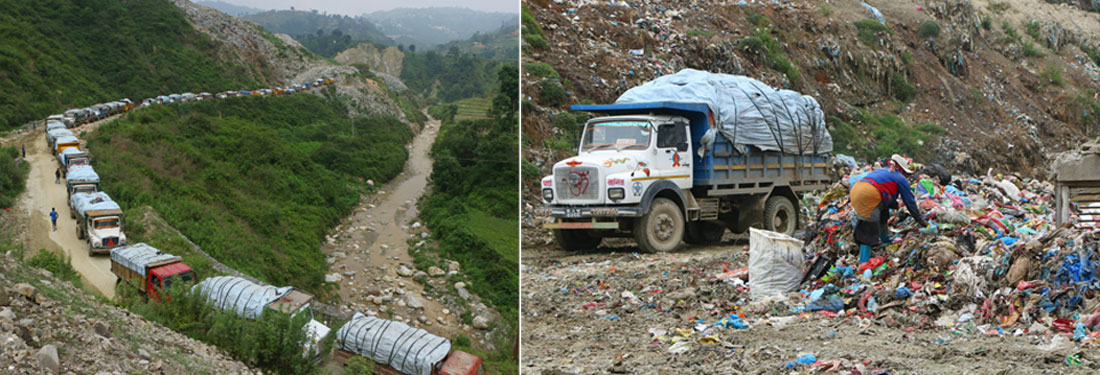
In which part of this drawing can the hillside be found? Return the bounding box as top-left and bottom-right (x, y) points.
(435, 22), (521, 61)
(243, 9), (394, 49)
(86, 95), (412, 293)
(521, 0), (1100, 182)
(364, 7), (518, 49)
(0, 0), (270, 130)
(195, 0), (265, 16)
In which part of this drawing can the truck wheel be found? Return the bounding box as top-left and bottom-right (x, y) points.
(763, 195), (796, 235)
(552, 229), (602, 251)
(685, 221), (724, 244)
(633, 197), (684, 253)
(75, 225), (82, 239)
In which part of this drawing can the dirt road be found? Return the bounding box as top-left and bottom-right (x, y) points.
(323, 115), (466, 336)
(8, 116), (122, 299)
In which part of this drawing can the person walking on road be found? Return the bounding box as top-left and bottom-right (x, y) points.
(848, 154), (927, 265)
(49, 208), (58, 231)
(55, 168), (61, 184)
(21, 145), (25, 158)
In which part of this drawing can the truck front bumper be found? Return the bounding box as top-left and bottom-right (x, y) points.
(537, 204), (642, 230)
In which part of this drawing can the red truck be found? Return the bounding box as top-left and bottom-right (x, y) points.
(109, 243), (197, 302)
(334, 313), (487, 375)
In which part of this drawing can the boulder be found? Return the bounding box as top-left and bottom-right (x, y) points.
(414, 271), (429, 279)
(472, 315), (490, 330)
(37, 344), (59, 373)
(406, 295), (425, 309)
(13, 283), (37, 301)
(396, 265), (414, 277)
(93, 322), (111, 338)
(324, 273), (343, 283)
(448, 261), (461, 272)
(428, 266), (446, 277)
(0, 307), (14, 321)
(0, 285), (9, 306)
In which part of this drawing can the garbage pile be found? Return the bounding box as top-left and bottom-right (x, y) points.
(794, 160), (1100, 343)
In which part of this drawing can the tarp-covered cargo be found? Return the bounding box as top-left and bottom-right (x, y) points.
(110, 243), (177, 277)
(66, 165), (99, 182)
(335, 313), (452, 375)
(54, 135), (79, 146)
(615, 69), (832, 155)
(47, 121), (67, 131)
(59, 148), (88, 165)
(47, 128), (73, 141)
(192, 276), (291, 319)
(71, 191), (119, 217)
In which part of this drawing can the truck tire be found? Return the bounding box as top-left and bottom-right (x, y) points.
(633, 197), (684, 253)
(553, 229), (602, 251)
(75, 225), (83, 239)
(685, 221), (724, 244)
(763, 195), (796, 235)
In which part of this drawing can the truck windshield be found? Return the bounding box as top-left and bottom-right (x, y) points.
(581, 120), (651, 152)
(93, 217), (120, 229)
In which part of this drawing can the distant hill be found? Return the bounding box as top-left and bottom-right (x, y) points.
(364, 7), (517, 49)
(243, 10), (393, 47)
(435, 22), (519, 61)
(195, 0), (265, 16)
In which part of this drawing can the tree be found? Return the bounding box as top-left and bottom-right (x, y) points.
(409, 44), (416, 53)
(492, 65), (519, 123)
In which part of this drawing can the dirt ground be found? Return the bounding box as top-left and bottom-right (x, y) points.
(521, 236), (1099, 375)
(2, 116), (124, 299)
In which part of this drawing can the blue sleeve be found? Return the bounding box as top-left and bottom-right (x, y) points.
(893, 173), (921, 216)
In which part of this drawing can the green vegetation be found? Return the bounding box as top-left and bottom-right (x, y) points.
(831, 112), (945, 159)
(402, 48), (506, 103)
(820, 5), (833, 16)
(538, 79), (567, 107)
(746, 11), (772, 26)
(687, 29), (715, 38)
(522, 4), (547, 51)
(854, 19), (893, 46)
(890, 73), (916, 102)
(0, 0), (270, 130)
(120, 282), (336, 375)
(982, 16), (993, 30)
(453, 97), (494, 121)
(345, 356), (375, 375)
(1025, 20), (1041, 41)
(293, 29), (359, 58)
(1041, 62), (1065, 86)
(1023, 41), (1046, 57)
(1003, 21), (1020, 41)
(431, 23), (519, 61)
(919, 21), (941, 38)
(243, 10), (392, 46)
(1082, 44), (1100, 66)
(26, 250), (83, 289)
(0, 145), (28, 208)
(524, 62), (561, 80)
(902, 50), (914, 65)
(738, 28), (799, 84)
(1062, 92), (1100, 136)
(419, 66), (517, 374)
(989, 2), (1010, 14)
(87, 95), (412, 294)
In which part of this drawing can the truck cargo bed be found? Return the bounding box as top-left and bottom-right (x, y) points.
(698, 141), (830, 195)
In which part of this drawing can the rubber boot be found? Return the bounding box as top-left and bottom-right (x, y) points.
(859, 244), (872, 264)
(880, 232), (892, 245)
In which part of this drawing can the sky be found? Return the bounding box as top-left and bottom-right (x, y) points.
(214, 0), (517, 15)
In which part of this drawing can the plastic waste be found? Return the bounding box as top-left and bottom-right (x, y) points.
(806, 296), (844, 312)
(796, 353), (817, 365)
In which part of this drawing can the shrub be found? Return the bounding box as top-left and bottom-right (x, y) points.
(0, 145), (28, 208)
(1003, 22), (1019, 41)
(522, 158), (542, 182)
(1022, 41), (1046, 57)
(1041, 63), (1065, 86)
(982, 16), (992, 30)
(919, 21), (941, 38)
(521, 4), (544, 39)
(746, 11), (772, 26)
(989, 2), (1009, 14)
(345, 356), (375, 375)
(26, 250), (83, 288)
(820, 5), (833, 16)
(553, 111), (578, 130)
(523, 34), (548, 50)
(1025, 20), (1041, 40)
(854, 19), (893, 46)
(827, 116), (864, 156)
(538, 79), (566, 107)
(902, 50), (914, 65)
(854, 111), (944, 159)
(524, 62), (560, 79)
(890, 73), (916, 102)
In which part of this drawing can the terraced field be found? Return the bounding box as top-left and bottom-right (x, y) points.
(454, 97), (492, 120)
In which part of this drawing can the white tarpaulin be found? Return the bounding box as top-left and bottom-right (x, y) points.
(66, 165), (99, 182)
(192, 276), (291, 319)
(616, 69), (832, 156)
(47, 121), (67, 131)
(47, 128), (73, 141)
(336, 313), (452, 375)
(71, 191), (119, 217)
(748, 228), (806, 301)
(110, 243), (176, 277)
(59, 148), (87, 165)
(54, 135), (78, 146)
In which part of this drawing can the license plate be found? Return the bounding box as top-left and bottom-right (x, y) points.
(564, 208), (582, 218)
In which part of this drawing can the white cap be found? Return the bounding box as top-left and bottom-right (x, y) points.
(891, 154), (915, 174)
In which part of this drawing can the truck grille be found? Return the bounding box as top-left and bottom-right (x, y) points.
(102, 237), (119, 247)
(554, 166), (599, 201)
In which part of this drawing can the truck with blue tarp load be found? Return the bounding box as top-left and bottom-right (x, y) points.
(539, 70), (834, 253)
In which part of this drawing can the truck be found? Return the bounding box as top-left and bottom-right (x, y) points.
(65, 164), (100, 196)
(110, 243), (196, 301)
(70, 191), (127, 254)
(1053, 137), (1100, 228)
(58, 147), (90, 173)
(333, 313), (487, 375)
(53, 135), (81, 156)
(539, 70), (833, 253)
(193, 276), (332, 359)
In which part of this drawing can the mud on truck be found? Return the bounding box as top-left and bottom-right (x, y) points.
(539, 70), (834, 253)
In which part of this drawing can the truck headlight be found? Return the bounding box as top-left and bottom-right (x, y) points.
(542, 189), (554, 201)
(608, 188), (625, 200)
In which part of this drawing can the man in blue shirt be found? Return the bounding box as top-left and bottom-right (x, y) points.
(49, 207), (59, 231)
(847, 155), (927, 264)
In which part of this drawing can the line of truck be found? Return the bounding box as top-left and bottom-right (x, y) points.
(39, 74), (484, 374)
